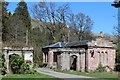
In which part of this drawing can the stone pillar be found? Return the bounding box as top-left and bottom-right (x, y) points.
(4, 50), (10, 74)
(45, 53), (47, 63)
(79, 52), (82, 71)
(61, 52), (70, 70)
(101, 53), (103, 65)
(43, 53), (45, 63)
(6, 55), (9, 73)
(46, 53), (48, 62)
(76, 53), (80, 71)
(81, 53), (85, 72)
(48, 51), (53, 68)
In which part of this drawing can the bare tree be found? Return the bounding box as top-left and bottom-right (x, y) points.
(56, 3), (70, 42)
(31, 2), (71, 43)
(31, 2), (56, 43)
(75, 13), (93, 40)
(31, 2), (93, 42)
(67, 12), (93, 41)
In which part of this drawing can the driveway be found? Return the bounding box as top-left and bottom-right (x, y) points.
(35, 68), (93, 79)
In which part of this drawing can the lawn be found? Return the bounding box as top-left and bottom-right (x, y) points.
(0, 75), (3, 80)
(65, 71), (118, 78)
(1, 72), (59, 80)
(53, 69), (119, 79)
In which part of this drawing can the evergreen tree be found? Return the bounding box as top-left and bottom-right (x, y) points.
(2, 1), (10, 41)
(14, 0), (31, 45)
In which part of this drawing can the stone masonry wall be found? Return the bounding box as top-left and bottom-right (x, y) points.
(88, 48), (116, 71)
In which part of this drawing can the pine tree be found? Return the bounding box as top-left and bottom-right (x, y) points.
(2, 1), (10, 41)
(14, 0), (31, 45)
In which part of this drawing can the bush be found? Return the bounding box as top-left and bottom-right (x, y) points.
(20, 63), (30, 74)
(96, 63), (106, 72)
(0, 67), (7, 75)
(0, 52), (7, 75)
(10, 55), (24, 74)
(115, 63), (120, 72)
(9, 54), (35, 74)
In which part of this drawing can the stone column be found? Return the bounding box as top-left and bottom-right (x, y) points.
(61, 52), (70, 70)
(79, 52), (82, 71)
(45, 53), (47, 63)
(6, 55), (9, 73)
(46, 53), (48, 62)
(43, 53), (45, 63)
(4, 50), (10, 74)
(101, 53), (103, 65)
(76, 53), (80, 71)
(48, 51), (53, 68)
(81, 53), (85, 72)
(3, 50), (9, 73)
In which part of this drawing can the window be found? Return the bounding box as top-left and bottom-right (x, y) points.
(103, 53), (105, 64)
(98, 51), (100, 63)
(101, 51), (104, 64)
(90, 50), (94, 57)
(53, 53), (57, 62)
(105, 52), (108, 63)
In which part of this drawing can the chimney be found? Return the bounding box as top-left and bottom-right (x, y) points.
(114, 0), (119, 3)
(99, 31), (103, 38)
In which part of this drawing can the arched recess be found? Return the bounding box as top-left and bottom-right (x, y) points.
(9, 54), (20, 73)
(6, 52), (22, 74)
(70, 55), (77, 70)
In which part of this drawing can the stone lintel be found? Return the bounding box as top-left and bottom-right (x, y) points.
(57, 48), (85, 53)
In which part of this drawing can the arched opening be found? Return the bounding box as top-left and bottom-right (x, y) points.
(9, 54), (22, 74)
(70, 55), (77, 70)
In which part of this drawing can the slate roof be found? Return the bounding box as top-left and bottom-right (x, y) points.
(64, 40), (89, 47)
(43, 40), (89, 48)
(43, 38), (116, 49)
(43, 42), (66, 48)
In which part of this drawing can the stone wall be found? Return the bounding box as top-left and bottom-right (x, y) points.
(88, 47), (116, 71)
(43, 37), (116, 72)
(44, 48), (86, 71)
(3, 47), (34, 73)
(61, 52), (70, 70)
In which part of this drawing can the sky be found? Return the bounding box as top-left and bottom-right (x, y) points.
(6, 1), (118, 34)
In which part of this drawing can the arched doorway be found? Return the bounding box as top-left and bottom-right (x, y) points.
(70, 55), (77, 70)
(9, 54), (21, 74)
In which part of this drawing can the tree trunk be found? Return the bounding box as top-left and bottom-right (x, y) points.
(26, 29), (28, 46)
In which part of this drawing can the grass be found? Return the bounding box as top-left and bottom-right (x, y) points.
(53, 68), (119, 79)
(0, 75), (3, 80)
(2, 72), (59, 80)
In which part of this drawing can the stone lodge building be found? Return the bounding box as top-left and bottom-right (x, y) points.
(3, 47), (34, 73)
(42, 34), (116, 72)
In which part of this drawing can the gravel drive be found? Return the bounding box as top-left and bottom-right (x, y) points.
(35, 68), (110, 80)
(35, 68), (94, 80)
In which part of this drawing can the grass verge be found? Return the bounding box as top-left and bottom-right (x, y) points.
(53, 69), (118, 78)
(1, 72), (59, 80)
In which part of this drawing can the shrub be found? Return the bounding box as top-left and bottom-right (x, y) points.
(20, 63), (30, 74)
(115, 63), (120, 72)
(96, 63), (106, 72)
(0, 52), (7, 75)
(10, 55), (24, 74)
(105, 65), (113, 72)
(9, 54), (34, 74)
